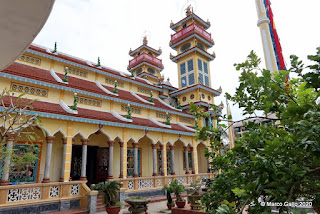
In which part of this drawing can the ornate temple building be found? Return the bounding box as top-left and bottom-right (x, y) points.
(0, 6), (221, 212)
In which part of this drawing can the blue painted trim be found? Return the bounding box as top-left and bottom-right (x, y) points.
(26, 49), (162, 92)
(130, 62), (163, 72)
(0, 107), (195, 136)
(0, 72), (194, 118)
(162, 84), (177, 91)
(170, 34), (214, 50)
(170, 84), (221, 97)
(171, 47), (215, 62)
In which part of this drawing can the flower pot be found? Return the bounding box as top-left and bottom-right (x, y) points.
(125, 197), (151, 214)
(167, 203), (175, 210)
(176, 200), (186, 208)
(105, 206), (121, 214)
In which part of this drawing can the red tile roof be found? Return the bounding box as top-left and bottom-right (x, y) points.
(2, 62), (192, 116)
(2, 96), (193, 133)
(28, 44), (162, 90)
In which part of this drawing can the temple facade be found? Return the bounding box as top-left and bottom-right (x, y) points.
(0, 7), (221, 211)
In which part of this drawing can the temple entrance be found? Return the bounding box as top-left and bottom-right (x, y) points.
(71, 145), (108, 185)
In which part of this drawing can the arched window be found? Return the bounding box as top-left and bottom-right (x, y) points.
(137, 52), (141, 56)
(148, 52), (153, 56)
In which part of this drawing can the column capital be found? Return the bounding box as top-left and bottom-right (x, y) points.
(119, 141), (124, 147)
(183, 146), (189, 152)
(62, 137), (67, 144)
(159, 144), (164, 150)
(46, 136), (55, 143)
(108, 141), (115, 147)
(5, 133), (17, 141)
(151, 144), (157, 149)
(169, 145), (175, 150)
(132, 142), (139, 148)
(81, 139), (89, 145)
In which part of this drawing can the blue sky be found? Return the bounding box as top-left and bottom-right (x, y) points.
(34, 0), (320, 121)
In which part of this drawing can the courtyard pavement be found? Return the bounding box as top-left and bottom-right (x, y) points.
(97, 199), (171, 214)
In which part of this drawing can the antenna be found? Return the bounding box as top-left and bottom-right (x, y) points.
(181, 0), (197, 18)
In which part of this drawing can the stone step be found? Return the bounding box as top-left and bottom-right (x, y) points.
(46, 208), (88, 214)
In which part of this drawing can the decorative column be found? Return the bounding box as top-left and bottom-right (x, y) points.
(0, 133), (16, 186)
(43, 136), (55, 183)
(184, 146), (190, 174)
(80, 139), (89, 180)
(133, 143), (139, 177)
(107, 141), (114, 179)
(190, 147), (195, 174)
(59, 138), (67, 182)
(159, 145), (165, 176)
(169, 145), (175, 175)
(119, 142), (124, 178)
(152, 144), (157, 176)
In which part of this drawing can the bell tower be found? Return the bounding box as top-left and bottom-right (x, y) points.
(169, 6), (221, 111)
(128, 37), (164, 84)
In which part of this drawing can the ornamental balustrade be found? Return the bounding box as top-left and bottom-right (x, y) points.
(170, 23), (213, 46)
(110, 173), (214, 192)
(0, 181), (91, 209)
(128, 53), (163, 69)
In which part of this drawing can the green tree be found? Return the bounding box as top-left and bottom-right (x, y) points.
(190, 48), (320, 213)
(0, 90), (43, 183)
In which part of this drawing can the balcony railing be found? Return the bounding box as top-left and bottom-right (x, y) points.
(0, 180), (92, 208)
(170, 23), (213, 46)
(128, 53), (163, 69)
(110, 173), (214, 192)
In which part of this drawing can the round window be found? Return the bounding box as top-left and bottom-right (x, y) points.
(202, 94), (205, 99)
(190, 94), (195, 99)
(182, 96), (186, 102)
(208, 96), (211, 101)
(180, 42), (191, 52)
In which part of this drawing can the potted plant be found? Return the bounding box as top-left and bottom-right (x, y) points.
(94, 181), (123, 214)
(163, 184), (175, 209)
(124, 196), (151, 214)
(169, 180), (186, 208)
(188, 178), (202, 210)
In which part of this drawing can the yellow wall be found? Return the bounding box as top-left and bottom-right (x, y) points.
(197, 143), (208, 173)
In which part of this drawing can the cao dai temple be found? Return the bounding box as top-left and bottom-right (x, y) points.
(0, 7), (221, 213)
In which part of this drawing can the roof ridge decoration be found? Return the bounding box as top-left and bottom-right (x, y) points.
(177, 122), (196, 132)
(130, 90), (154, 105)
(45, 48), (58, 55)
(95, 80), (118, 96)
(148, 117), (171, 128)
(157, 98), (182, 111)
(110, 110), (133, 123)
(50, 68), (68, 84)
(27, 47), (162, 92)
(59, 100), (78, 114)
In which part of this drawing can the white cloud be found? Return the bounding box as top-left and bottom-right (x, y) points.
(34, 0), (320, 121)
